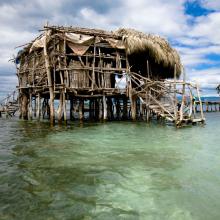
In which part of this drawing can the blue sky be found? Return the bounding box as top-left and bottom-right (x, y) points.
(0, 0), (220, 99)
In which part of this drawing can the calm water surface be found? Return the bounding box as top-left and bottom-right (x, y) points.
(0, 113), (220, 220)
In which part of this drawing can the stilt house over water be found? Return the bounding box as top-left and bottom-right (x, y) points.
(15, 25), (204, 126)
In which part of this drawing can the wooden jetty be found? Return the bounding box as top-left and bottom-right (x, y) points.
(1, 25), (205, 127)
(195, 101), (220, 112)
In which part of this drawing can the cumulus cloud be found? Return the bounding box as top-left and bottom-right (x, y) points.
(200, 0), (220, 11)
(0, 0), (219, 97)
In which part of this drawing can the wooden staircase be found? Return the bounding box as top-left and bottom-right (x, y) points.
(0, 90), (19, 117)
(139, 93), (176, 123)
(129, 71), (205, 126)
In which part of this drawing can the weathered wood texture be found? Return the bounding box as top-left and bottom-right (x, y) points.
(10, 26), (206, 127)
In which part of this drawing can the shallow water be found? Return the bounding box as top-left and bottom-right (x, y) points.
(0, 113), (220, 220)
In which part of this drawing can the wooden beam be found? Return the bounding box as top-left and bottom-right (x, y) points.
(43, 29), (55, 125)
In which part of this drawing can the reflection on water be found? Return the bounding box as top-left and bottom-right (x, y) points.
(1, 114), (220, 219)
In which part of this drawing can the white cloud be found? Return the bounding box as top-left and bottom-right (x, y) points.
(189, 12), (220, 43)
(189, 67), (220, 89)
(0, 0), (220, 96)
(200, 0), (220, 10)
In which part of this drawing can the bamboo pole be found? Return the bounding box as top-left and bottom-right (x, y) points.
(180, 67), (186, 122)
(188, 87), (193, 118)
(146, 92), (150, 122)
(92, 41), (96, 90)
(147, 60), (150, 78)
(173, 64), (177, 122)
(43, 29), (55, 125)
(196, 84), (205, 121)
(64, 35), (69, 87)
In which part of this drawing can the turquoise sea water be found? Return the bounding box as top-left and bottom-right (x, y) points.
(0, 113), (220, 220)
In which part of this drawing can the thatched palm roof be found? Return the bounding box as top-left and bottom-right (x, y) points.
(115, 28), (182, 77)
(17, 25), (182, 78)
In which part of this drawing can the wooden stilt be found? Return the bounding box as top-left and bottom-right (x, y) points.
(21, 92), (28, 120)
(34, 96), (37, 117)
(115, 98), (121, 120)
(103, 95), (107, 121)
(122, 96), (127, 120)
(44, 29), (54, 125)
(63, 92), (67, 123)
(36, 93), (41, 120)
(70, 97), (74, 120)
(107, 97), (114, 120)
(79, 99), (84, 121)
(131, 96), (137, 121)
(28, 92), (32, 120)
(99, 98), (103, 120)
(58, 92), (63, 123)
(196, 84), (205, 122)
(89, 99), (93, 119)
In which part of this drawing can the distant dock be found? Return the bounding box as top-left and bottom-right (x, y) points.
(195, 101), (220, 112)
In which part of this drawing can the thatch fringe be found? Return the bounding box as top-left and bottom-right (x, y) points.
(115, 28), (182, 76)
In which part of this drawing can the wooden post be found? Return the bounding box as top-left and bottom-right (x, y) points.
(147, 60), (150, 78)
(131, 96), (137, 121)
(115, 98), (121, 120)
(21, 92), (28, 120)
(70, 97), (74, 120)
(146, 91), (150, 122)
(107, 97), (114, 120)
(103, 95), (107, 121)
(43, 29), (55, 125)
(89, 99), (94, 119)
(173, 64), (177, 122)
(180, 68), (186, 121)
(34, 96), (37, 117)
(99, 98), (103, 120)
(63, 92), (67, 123)
(196, 84), (205, 121)
(129, 80), (136, 120)
(206, 102), (208, 112)
(57, 92), (63, 123)
(36, 93), (41, 120)
(79, 99), (84, 121)
(122, 96), (127, 120)
(92, 41), (96, 90)
(63, 35), (69, 87)
(28, 92), (32, 120)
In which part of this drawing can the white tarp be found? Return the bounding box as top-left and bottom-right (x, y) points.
(29, 35), (46, 53)
(65, 33), (94, 45)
